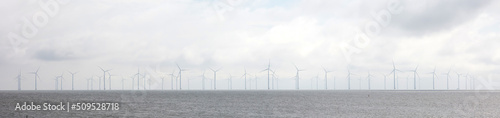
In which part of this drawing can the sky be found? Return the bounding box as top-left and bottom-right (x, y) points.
(0, 0), (499, 90)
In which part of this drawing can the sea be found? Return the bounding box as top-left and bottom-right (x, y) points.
(1, 90), (499, 117)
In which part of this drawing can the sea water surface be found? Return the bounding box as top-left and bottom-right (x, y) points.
(1, 90), (499, 117)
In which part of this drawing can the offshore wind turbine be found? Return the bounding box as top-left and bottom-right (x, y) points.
(347, 66), (352, 90)
(409, 65), (420, 90)
(108, 72), (116, 90)
(56, 73), (64, 90)
(429, 67), (438, 90)
(209, 67), (221, 90)
(241, 67), (248, 90)
(261, 60), (271, 90)
(366, 72), (374, 90)
(444, 66), (452, 90)
(68, 71), (78, 90)
(168, 70), (175, 90)
(322, 66), (332, 90)
(456, 72), (462, 90)
(228, 74), (233, 90)
(15, 70), (22, 90)
(176, 64), (187, 90)
(270, 69), (279, 89)
(29, 67), (41, 90)
(134, 68), (140, 90)
(294, 64), (304, 90)
(98, 66), (111, 90)
(388, 61), (401, 90)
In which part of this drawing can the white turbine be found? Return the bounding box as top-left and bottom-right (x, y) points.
(98, 66), (111, 90)
(176, 64), (187, 90)
(428, 67), (439, 90)
(68, 71), (78, 90)
(366, 72), (374, 90)
(456, 72), (462, 90)
(241, 67), (248, 90)
(388, 61), (402, 90)
(14, 70), (23, 90)
(408, 65), (420, 90)
(294, 64), (304, 90)
(168, 70), (175, 90)
(322, 66), (332, 90)
(209, 67), (221, 90)
(56, 73), (64, 90)
(108, 72), (116, 90)
(443, 66), (452, 90)
(134, 68), (140, 90)
(29, 67), (41, 90)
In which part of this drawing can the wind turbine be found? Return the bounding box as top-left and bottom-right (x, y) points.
(160, 75), (166, 90)
(443, 66), (452, 90)
(456, 72), (462, 90)
(202, 70), (207, 90)
(322, 66), (332, 90)
(14, 70), (23, 90)
(134, 68), (140, 90)
(428, 67), (438, 90)
(270, 69), (279, 90)
(29, 67), (41, 90)
(209, 67), (221, 90)
(388, 61), (402, 90)
(108, 72), (116, 90)
(261, 60), (271, 90)
(168, 70), (175, 90)
(409, 65), (420, 90)
(68, 71), (78, 90)
(366, 72), (374, 90)
(241, 67), (248, 90)
(176, 64), (187, 90)
(346, 66), (353, 90)
(294, 64), (304, 90)
(56, 72), (64, 90)
(98, 66), (111, 90)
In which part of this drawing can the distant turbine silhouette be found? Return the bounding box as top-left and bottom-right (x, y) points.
(56, 73), (64, 90)
(294, 64), (304, 90)
(261, 60), (271, 90)
(322, 66), (332, 90)
(456, 72), (462, 90)
(409, 65), (420, 90)
(176, 64), (187, 90)
(29, 67), (41, 90)
(428, 67), (438, 90)
(98, 66), (111, 90)
(168, 70), (175, 90)
(108, 72), (116, 90)
(15, 70), (22, 90)
(68, 71), (78, 90)
(388, 61), (402, 90)
(134, 68), (140, 90)
(366, 72), (374, 90)
(209, 67), (221, 90)
(241, 67), (248, 90)
(444, 66), (452, 90)
(54, 76), (59, 90)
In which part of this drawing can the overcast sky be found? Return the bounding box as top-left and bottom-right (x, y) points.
(1, 0), (499, 90)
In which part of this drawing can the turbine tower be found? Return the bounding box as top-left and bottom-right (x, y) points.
(98, 66), (111, 90)
(135, 68), (140, 90)
(444, 66), (452, 90)
(108, 72), (116, 90)
(388, 61), (401, 90)
(209, 67), (221, 90)
(29, 67), (41, 90)
(456, 72), (462, 90)
(410, 65), (420, 90)
(366, 72), (374, 90)
(260, 60), (271, 90)
(176, 64), (187, 90)
(15, 70), (22, 90)
(429, 67), (438, 90)
(168, 70), (175, 90)
(347, 66), (353, 90)
(56, 73), (64, 90)
(322, 66), (332, 90)
(68, 71), (78, 90)
(241, 67), (248, 90)
(54, 76), (59, 90)
(294, 64), (304, 90)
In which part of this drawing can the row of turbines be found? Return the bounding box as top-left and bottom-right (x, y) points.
(12, 61), (478, 91)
